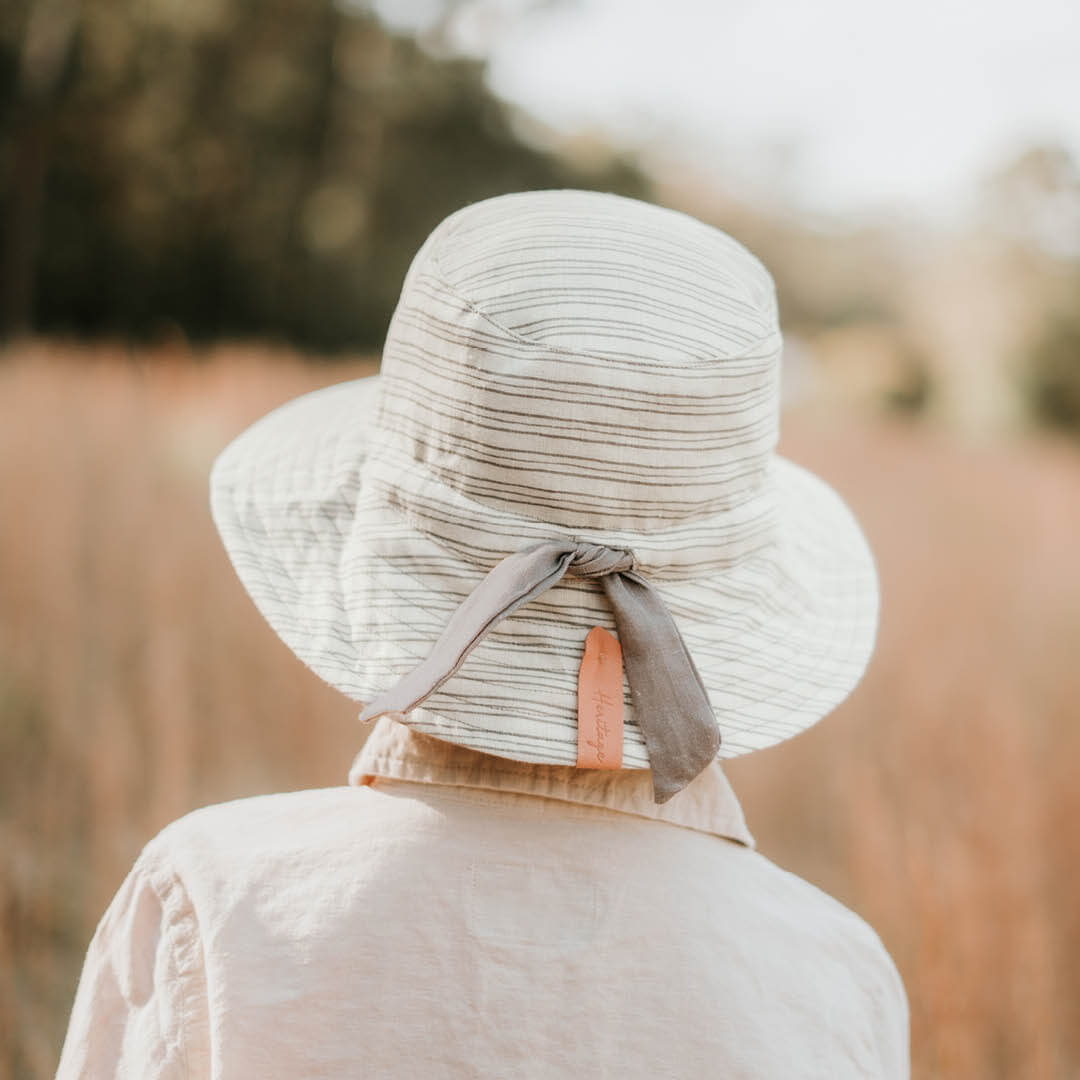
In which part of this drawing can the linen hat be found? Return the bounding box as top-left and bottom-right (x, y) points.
(211, 189), (878, 798)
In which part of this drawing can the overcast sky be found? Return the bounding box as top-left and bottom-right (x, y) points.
(372, 0), (1080, 222)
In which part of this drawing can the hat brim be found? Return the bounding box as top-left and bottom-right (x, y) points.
(211, 374), (878, 766)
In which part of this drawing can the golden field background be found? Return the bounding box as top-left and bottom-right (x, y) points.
(2, 344), (1080, 1078)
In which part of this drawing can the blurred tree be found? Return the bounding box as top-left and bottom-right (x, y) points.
(1023, 311), (1080, 434)
(979, 144), (1080, 434)
(1, 0), (80, 333)
(0, 0), (648, 351)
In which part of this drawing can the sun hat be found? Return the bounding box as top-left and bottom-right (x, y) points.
(210, 189), (879, 802)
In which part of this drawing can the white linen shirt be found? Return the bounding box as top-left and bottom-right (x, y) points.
(57, 718), (909, 1078)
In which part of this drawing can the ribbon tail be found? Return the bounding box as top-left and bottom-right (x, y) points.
(602, 573), (721, 804)
(357, 540), (577, 723)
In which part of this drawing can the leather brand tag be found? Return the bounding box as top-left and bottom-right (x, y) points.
(576, 626), (624, 769)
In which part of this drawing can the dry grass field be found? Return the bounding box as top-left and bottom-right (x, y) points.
(2, 344), (1080, 1078)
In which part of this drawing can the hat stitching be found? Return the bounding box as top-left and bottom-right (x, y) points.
(390, 313), (780, 400)
(372, 427), (775, 516)
(435, 194), (775, 317)
(424, 244), (783, 373)
(359, 443), (780, 582)
(438, 211), (761, 293)
(378, 371), (779, 458)
(365, 473), (774, 582)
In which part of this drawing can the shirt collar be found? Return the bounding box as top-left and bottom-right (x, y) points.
(349, 717), (755, 847)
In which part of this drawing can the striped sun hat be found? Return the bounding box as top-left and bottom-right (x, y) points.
(211, 190), (878, 793)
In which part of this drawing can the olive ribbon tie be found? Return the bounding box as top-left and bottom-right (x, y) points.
(357, 540), (721, 803)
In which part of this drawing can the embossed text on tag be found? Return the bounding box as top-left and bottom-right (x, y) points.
(576, 626), (624, 769)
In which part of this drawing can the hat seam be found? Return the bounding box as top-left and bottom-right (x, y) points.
(427, 235), (781, 371)
(362, 452), (782, 583)
(433, 189), (780, 330)
(370, 459), (581, 546)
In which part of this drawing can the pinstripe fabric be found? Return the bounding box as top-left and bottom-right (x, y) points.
(211, 190), (878, 769)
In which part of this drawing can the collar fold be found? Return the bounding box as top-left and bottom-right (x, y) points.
(349, 717), (754, 847)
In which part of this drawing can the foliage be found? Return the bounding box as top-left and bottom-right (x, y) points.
(1023, 309), (1080, 432)
(0, 0), (648, 350)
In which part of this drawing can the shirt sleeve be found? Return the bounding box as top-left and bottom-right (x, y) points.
(56, 850), (208, 1079)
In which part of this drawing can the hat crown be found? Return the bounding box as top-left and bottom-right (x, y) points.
(432, 190), (777, 365)
(372, 191), (784, 565)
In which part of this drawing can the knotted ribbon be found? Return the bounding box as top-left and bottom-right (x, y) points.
(357, 540), (721, 803)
